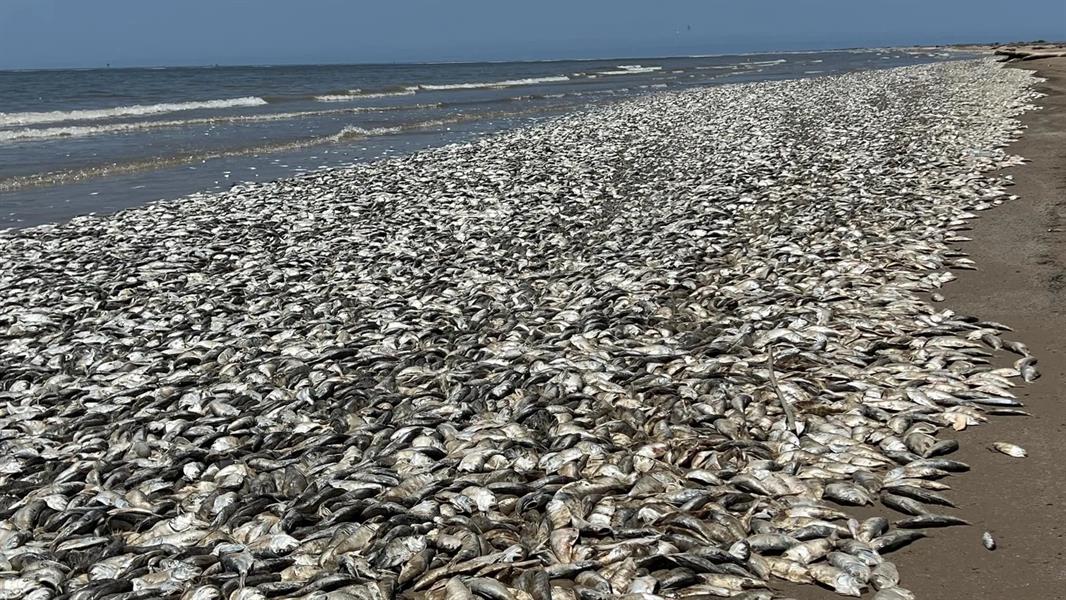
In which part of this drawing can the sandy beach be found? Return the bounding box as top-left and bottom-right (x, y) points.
(891, 56), (1066, 600)
(775, 52), (1066, 600)
(0, 57), (1059, 599)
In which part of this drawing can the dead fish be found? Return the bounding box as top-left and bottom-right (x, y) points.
(746, 533), (800, 554)
(872, 587), (916, 600)
(872, 530), (926, 554)
(783, 538), (833, 565)
(870, 562), (900, 591)
(827, 551), (871, 583)
(855, 516), (889, 542)
(1015, 356), (1040, 382)
(990, 442), (1027, 458)
(884, 484), (956, 508)
(1002, 340), (1030, 356)
(823, 482), (873, 506)
(466, 578), (516, 600)
(443, 577), (475, 600)
(895, 514), (970, 529)
(0, 59), (1039, 600)
(809, 563), (863, 597)
(984, 407), (1031, 417)
(880, 492), (929, 516)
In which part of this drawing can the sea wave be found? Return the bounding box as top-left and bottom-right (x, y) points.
(597, 65), (664, 76)
(0, 97), (269, 127)
(0, 104), (441, 143)
(315, 94), (367, 102)
(0, 105), (569, 193)
(418, 76), (570, 91)
(326, 125), (402, 142)
(0, 123), (417, 193)
(315, 87), (419, 101)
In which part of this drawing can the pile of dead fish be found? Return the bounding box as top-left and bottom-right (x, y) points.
(0, 59), (1041, 600)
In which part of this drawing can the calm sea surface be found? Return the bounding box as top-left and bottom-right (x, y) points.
(0, 49), (967, 228)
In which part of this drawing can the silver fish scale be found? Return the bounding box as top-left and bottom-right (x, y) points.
(0, 59), (1039, 599)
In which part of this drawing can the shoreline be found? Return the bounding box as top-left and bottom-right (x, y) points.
(0, 49), (969, 231)
(889, 56), (1066, 599)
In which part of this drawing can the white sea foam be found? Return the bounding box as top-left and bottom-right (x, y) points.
(0, 104), (434, 143)
(315, 95), (362, 102)
(0, 97), (269, 127)
(0, 119), (451, 193)
(327, 125), (402, 142)
(418, 76), (570, 91)
(315, 88), (418, 102)
(597, 65), (663, 75)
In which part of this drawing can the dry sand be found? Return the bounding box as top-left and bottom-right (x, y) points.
(891, 56), (1066, 600)
(951, 42), (1066, 60)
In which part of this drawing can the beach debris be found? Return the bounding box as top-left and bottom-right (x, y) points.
(0, 58), (1041, 598)
(991, 442), (1028, 457)
(982, 531), (998, 550)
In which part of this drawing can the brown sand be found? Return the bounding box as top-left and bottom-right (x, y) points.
(991, 42), (1066, 61)
(950, 42), (1066, 56)
(773, 57), (1066, 600)
(889, 57), (1066, 600)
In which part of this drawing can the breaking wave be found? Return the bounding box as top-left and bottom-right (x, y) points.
(315, 87), (419, 101)
(0, 104), (442, 143)
(597, 65), (664, 76)
(0, 104), (570, 194)
(418, 76), (570, 91)
(0, 97), (269, 127)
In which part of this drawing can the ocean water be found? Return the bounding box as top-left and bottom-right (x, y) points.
(0, 49), (965, 228)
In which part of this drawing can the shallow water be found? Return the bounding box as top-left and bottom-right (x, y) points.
(0, 49), (966, 228)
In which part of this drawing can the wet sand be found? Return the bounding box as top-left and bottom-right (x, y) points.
(772, 55), (1066, 600)
(890, 57), (1066, 599)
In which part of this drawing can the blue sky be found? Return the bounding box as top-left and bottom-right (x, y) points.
(1, 0), (1063, 69)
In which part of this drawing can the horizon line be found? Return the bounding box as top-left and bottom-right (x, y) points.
(0, 39), (1024, 73)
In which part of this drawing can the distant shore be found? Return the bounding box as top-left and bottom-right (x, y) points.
(943, 41), (1066, 60)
